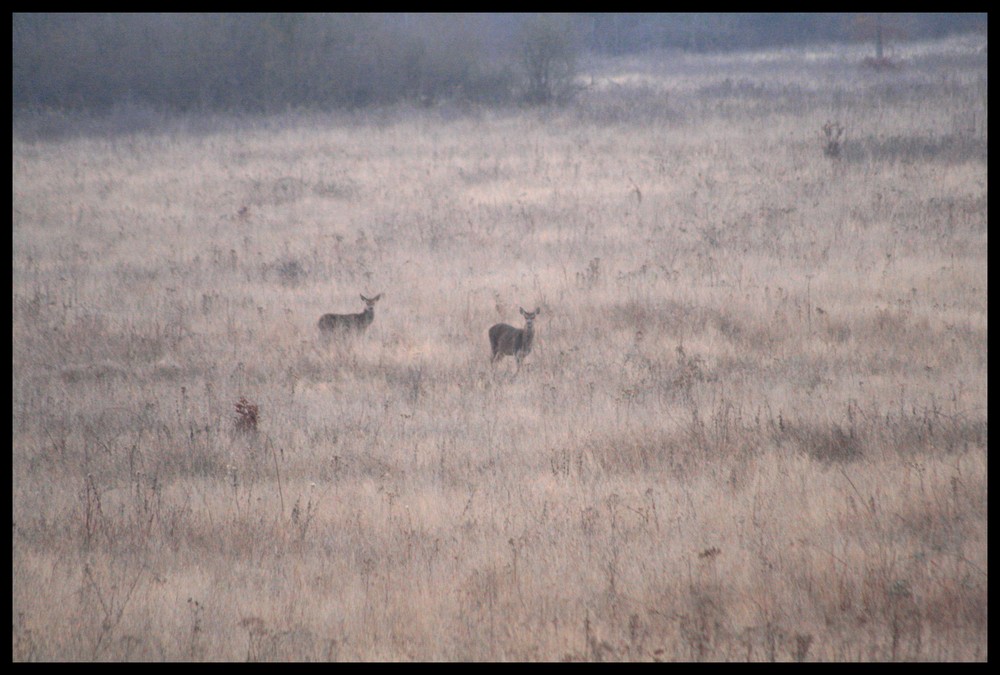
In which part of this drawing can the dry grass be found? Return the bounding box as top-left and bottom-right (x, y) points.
(12, 35), (987, 661)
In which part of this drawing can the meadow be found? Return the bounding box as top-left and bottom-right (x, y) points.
(12, 34), (988, 661)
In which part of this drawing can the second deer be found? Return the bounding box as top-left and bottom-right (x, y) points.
(489, 307), (540, 374)
(318, 293), (383, 338)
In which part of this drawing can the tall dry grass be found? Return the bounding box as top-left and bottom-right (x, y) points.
(12, 35), (987, 661)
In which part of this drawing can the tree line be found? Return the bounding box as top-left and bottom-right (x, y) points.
(12, 13), (986, 113)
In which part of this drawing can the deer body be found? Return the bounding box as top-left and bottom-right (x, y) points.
(489, 307), (539, 372)
(318, 293), (382, 337)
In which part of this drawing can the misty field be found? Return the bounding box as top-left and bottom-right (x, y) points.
(12, 35), (987, 661)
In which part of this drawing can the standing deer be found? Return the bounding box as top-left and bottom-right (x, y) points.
(822, 121), (845, 158)
(318, 293), (383, 338)
(489, 307), (540, 374)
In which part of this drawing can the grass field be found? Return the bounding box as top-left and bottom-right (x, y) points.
(12, 34), (987, 661)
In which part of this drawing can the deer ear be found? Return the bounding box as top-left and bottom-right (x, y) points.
(361, 294), (367, 302)
(535, 307), (540, 315)
(519, 307), (527, 316)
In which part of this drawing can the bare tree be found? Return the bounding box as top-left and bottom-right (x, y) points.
(517, 14), (580, 105)
(853, 13), (909, 69)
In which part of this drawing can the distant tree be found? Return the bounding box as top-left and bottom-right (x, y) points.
(11, 13), (987, 115)
(852, 13), (910, 63)
(517, 14), (580, 105)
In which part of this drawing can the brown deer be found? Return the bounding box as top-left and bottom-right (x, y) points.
(318, 293), (383, 338)
(822, 121), (845, 158)
(489, 307), (540, 373)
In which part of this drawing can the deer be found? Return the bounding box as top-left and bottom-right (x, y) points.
(489, 307), (540, 374)
(318, 293), (383, 338)
(822, 120), (845, 158)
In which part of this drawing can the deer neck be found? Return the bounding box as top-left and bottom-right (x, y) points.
(520, 322), (534, 351)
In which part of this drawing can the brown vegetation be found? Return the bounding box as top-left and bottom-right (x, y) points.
(12, 35), (987, 661)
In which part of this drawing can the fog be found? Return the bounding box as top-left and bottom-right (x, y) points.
(12, 13), (987, 113)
